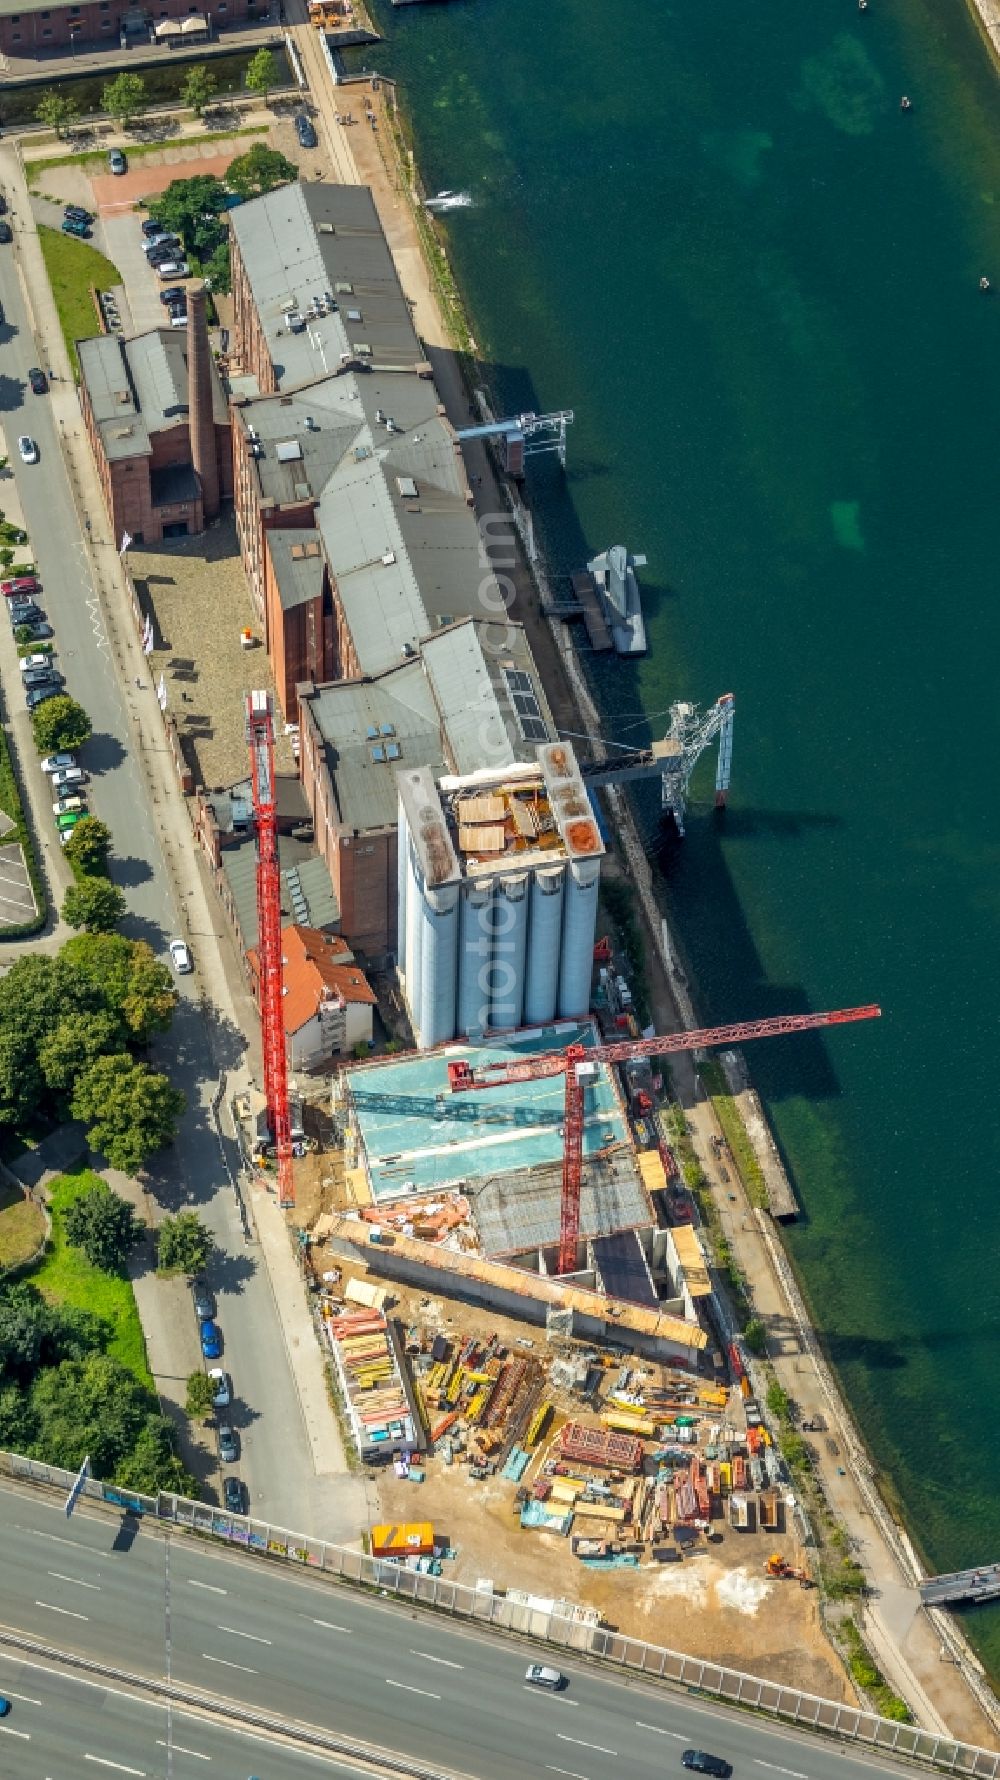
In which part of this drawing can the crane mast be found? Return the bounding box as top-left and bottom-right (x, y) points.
(246, 690), (294, 1210)
(448, 1003), (880, 1276)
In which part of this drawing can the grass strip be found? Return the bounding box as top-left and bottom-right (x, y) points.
(25, 123), (268, 182)
(0, 719), (45, 937)
(698, 1055), (769, 1210)
(37, 224), (120, 379)
(31, 1167), (152, 1388)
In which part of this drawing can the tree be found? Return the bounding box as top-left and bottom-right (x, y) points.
(31, 694), (92, 756)
(62, 877), (126, 933)
(244, 47), (278, 101)
(203, 241), (232, 296)
(71, 1054), (185, 1175)
(0, 1028), (43, 1127)
(36, 91), (79, 139)
(185, 1369), (215, 1419)
(38, 1009), (125, 1094)
(62, 817), (111, 880)
(225, 142), (297, 201)
(743, 1316), (767, 1358)
(114, 1415), (196, 1496)
(60, 934), (177, 1043)
(157, 1211), (212, 1277)
(30, 1353), (151, 1475)
(181, 64), (217, 119)
(102, 72), (146, 130)
(0, 953), (66, 1047)
(63, 1179), (140, 1273)
(0, 1381), (37, 1453)
(149, 175), (228, 259)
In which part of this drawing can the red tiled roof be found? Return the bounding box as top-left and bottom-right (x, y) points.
(248, 924), (376, 1036)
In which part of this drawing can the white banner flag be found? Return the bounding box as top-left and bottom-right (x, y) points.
(119, 531), (133, 557)
(142, 615), (154, 654)
(156, 673), (168, 710)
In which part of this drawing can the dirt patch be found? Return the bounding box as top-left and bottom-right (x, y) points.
(0, 1180), (46, 1270)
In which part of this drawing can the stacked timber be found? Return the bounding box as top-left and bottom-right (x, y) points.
(559, 1421), (644, 1472)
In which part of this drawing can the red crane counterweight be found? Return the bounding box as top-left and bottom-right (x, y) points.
(448, 1004), (880, 1275)
(246, 690), (294, 1210)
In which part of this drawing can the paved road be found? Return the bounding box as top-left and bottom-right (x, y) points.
(0, 1487), (930, 1780)
(0, 198), (355, 1540)
(0, 1646), (382, 1779)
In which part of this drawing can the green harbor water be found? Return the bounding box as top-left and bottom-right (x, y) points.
(362, 0), (1000, 1681)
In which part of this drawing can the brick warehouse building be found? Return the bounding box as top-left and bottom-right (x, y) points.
(0, 0), (269, 57)
(78, 283), (232, 547)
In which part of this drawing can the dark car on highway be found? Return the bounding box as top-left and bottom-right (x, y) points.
(9, 604), (44, 627)
(28, 367), (47, 395)
(62, 218), (92, 238)
(218, 1424), (238, 1464)
(192, 1279), (215, 1320)
(200, 1319), (222, 1359)
(0, 223), (11, 246)
(223, 1476), (247, 1515)
(681, 1754), (732, 1779)
(23, 667), (64, 690)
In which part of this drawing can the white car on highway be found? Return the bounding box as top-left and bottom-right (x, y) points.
(169, 938), (193, 974)
(17, 435), (38, 464)
(41, 752), (77, 775)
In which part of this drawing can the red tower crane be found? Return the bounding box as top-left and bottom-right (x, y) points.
(448, 1004), (881, 1275)
(246, 690), (294, 1210)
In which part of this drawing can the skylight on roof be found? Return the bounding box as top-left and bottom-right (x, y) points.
(275, 439), (303, 462)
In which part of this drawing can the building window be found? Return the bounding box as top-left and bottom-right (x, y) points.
(9, 13), (19, 20)
(40, 9), (49, 15)
(11, 27), (21, 36)
(69, 5), (81, 14)
(41, 25), (52, 33)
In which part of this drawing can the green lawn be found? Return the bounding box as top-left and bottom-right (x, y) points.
(37, 225), (120, 378)
(0, 1179), (46, 1271)
(30, 1168), (152, 1387)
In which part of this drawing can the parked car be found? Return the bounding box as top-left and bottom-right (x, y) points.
(0, 1694), (9, 1716)
(0, 224), (12, 246)
(525, 1665), (566, 1691)
(156, 261), (190, 281)
(159, 286), (186, 306)
(53, 794), (87, 817)
(108, 148), (127, 175)
(200, 1320), (222, 1359)
(209, 1368), (230, 1409)
(15, 621), (52, 641)
(145, 234), (180, 258)
(23, 667), (64, 689)
(223, 1476), (247, 1515)
(2, 576), (40, 598)
(192, 1278), (215, 1321)
(26, 686), (62, 710)
(17, 436), (38, 465)
(141, 217), (165, 237)
(50, 765), (86, 790)
(681, 1755), (732, 1779)
(65, 205), (93, 224)
(295, 113), (318, 149)
(62, 218), (91, 239)
(169, 938), (193, 974)
(56, 810), (84, 834)
(218, 1424), (238, 1464)
(19, 652), (54, 672)
(41, 752), (77, 776)
(27, 367), (48, 395)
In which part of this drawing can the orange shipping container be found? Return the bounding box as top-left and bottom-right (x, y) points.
(370, 1521), (434, 1558)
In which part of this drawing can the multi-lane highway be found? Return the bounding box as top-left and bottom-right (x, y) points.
(0, 1485), (933, 1780)
(0, 167), (350, 1537)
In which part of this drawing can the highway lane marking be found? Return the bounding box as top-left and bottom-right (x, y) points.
(312, 1618), (353, 1632)
(156, 1740), (210, 1761)
(2, 1689), (42, 1705)
(22, 1525), (93, 1553)
(557, 1735), (618, 1756)
(188, 1579), (227, 1595)
(35, 1599), (89, 1621)
(410, 1649), (463, 1668)
(84, 1758), (146, 1776)
(547, 1767), (589, 1780)
(0, 1725), (31, 1738)
(385, 1679), (441, 1700)
(525, 1689), (578, 1704)
(48, 1570), (101, 1590)
(201, 1653), (257, 1675)
(217, 1624), (271, 1644)
(755, 1765), (808, 1779)
(636, 1723), (685, 1739)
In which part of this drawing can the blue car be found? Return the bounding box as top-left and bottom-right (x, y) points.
(200, 1319), (222, 1359)
(0, 1695), (9, 1716)
(62, 218), (92, 239)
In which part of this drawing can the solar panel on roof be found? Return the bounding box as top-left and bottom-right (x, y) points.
(386, 742), (401, 760)
(371, 744), (386, 763)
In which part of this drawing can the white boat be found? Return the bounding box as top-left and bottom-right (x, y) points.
(587, 545), (648, 656)
(424, 189), (473, 213)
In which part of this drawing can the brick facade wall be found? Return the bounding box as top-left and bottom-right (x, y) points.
(298, 692), (396, 961)
(230, 233), (276, 394)
(0, 0), (264, 56)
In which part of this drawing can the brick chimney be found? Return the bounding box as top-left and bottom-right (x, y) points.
(186, 280), (220, 522)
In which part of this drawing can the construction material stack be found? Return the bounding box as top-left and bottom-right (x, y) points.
(322, 1305), (420, 1460)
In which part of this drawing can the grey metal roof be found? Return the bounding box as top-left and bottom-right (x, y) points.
(267, 528), (326, 612)
(220, 826), (340, 952)
(229, 182), (424, 394)
(472, 1149), (651, 1260)
(79, 326), (226, 464)
(419, 620), (553, 775)
(303, 658), (443, 833)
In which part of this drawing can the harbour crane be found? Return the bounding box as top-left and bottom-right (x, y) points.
(448, 1004), (881, 1275)
(583, 694), (735, 834)
(246, 690), (294, 1210)
(454, 409), (574, 475)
